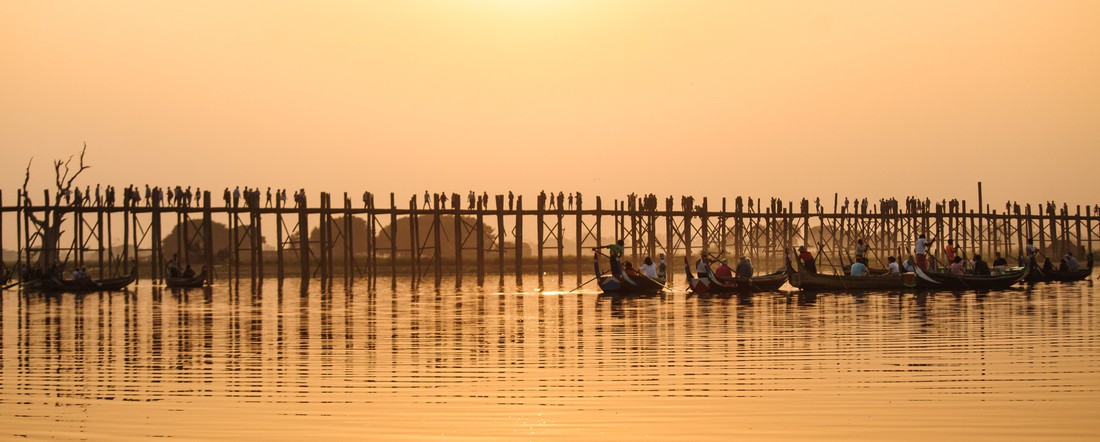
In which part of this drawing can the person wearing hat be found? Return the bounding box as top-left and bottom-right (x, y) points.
(798, 246), (817, 274)
(714, 259), (734, 278)
(736, 256), (754, 278)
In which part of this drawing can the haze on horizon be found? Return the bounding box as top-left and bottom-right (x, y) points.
(2, 1), (1099, 208)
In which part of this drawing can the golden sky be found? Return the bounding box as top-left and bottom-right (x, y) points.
(2, 1), (1099, 208)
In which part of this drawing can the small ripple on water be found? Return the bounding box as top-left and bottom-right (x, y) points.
(1, 279), (1099, 440)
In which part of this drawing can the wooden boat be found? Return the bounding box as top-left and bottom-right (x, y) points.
(39, 266), (137, 293)
(165, 270), (206, 288)
(786, 253), (915, 291)
(684, 260), (787, 294)
(913, 264), (1028, 290)
(593, 255), (665, 294)
(1025, 256), (1093, 283)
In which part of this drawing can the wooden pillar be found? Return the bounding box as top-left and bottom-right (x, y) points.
(73, 205), (81, 267)
(276, 208), (284, 280)
(1085, 206), (1093, 256)
(536, 195), (544, 282)
(431, 196), (442, 285)
(343, 194), (352, 281)
(389, 193), (398, 283)
(1038, 203), (1047, 257)
(496, 195), (505, 278)
(515, 196), (524, 284)
(575, 197), (583, 284)
(202, 192), (214, 284)
(255, 206), (264, 280)
(476, 199), (485, 286)
(700, 198), (709, 253)
(151, 198), (162, 283)
(121, 194), (129, 274)
(409, 197), (420, 282)
(683, 207), (693, 259)
(556, 206), (564, 284)
(321, 193), (330, 281)
(629, 199), (638, 260)
(453, 198), (463, 286)
(96, 209), (104, 278)
(298, 193), (310, 282)
(664, 198), (673, 266)
(595, 197), (603, 259)
(15, 190), (22, 274)
(1075, 206), (1082, 257)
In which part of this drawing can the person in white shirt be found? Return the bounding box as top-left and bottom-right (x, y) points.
(914, 234), (935, 271)
(639, 257), (659, 279)
(887, 256), (900, 275)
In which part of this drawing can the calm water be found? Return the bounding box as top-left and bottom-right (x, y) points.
(2, 277), (1099, 441)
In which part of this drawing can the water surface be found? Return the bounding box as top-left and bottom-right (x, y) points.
(2, 278), (1098, 440)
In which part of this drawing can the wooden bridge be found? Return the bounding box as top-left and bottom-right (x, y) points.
(2, 185), (1096, 288)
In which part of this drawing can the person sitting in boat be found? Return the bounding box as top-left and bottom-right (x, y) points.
(594, 240), (625, 276)
(1058, 257), (1070, 273)
(657, 254), (667, 279)
(182, 265), (196, 278)
(622, 262), (640, 277)
(992, 252), (1008, 275)
(695, 255), (712, 278)
(71, 267), (85, 281)
(1042, 258), (1055, 273)
(850, 259), (869, 277)
(944, 239), (958, 263)
(714, 260), (734, 278)
(903, 257), (915, 273)
(887, 256), (900, 275)
(1066, 253), (1080, 272)
(798, 246), (817, 274)
(972, 254), (991, 276)
(736, 256), (753, 278)
(950, 256), (966, 275)
(639, 257), (659, 279)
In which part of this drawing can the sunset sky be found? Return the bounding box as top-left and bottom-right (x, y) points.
(2, 1), (1099, 209)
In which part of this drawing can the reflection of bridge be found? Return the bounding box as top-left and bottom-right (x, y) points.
(3, 188), (1096, 288)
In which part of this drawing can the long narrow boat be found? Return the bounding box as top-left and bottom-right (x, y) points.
(594, 255), (665, 294)
(1025, 256), (1093, 283)
(685, 260), (787, 294)
(786, 254), (916, 291)
(165, 270), (207, 288)
(913, 264), (1028, 290)
(39, 266), (137, 293)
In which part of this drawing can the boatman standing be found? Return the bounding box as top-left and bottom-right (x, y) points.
(594, 240), (625, 277)
(914, 234), (935, 271)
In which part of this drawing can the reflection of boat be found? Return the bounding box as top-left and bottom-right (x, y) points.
(1025, 256), (1093, 283)
(40, 266), (137, 293)
(165, 270), (206, 288)
(684, 258), (787, 294)
(594, 254), (665, 294)
(913, 264), (1028, 291)
(786, 252), (915, 291)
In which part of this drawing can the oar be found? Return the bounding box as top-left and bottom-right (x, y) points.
(2, 280), (22, 290)
(566, 274), (603, 293)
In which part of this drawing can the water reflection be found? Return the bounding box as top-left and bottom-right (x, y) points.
(1, 279), (1098, 440)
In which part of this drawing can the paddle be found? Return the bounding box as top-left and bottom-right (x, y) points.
(566, 274), (603, 293)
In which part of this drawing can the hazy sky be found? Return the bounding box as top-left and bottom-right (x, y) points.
(3, 1), (1099, 208)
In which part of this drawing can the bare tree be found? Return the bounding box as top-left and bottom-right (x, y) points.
(22, 143), (90, 268)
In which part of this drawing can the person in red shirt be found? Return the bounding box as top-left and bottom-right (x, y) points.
(798, 246), (817, 274)
(714, 260), (734, 278)
(623, 262), (640, 277)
